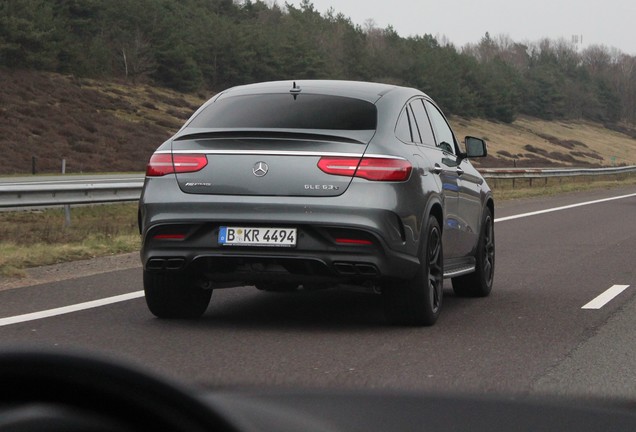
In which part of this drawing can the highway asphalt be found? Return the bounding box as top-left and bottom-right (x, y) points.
(0, 187), (634, 400)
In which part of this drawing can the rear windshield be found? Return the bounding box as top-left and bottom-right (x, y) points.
(187, 94), (377, 130)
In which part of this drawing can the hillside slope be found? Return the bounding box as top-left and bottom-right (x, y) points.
(1, 69), (635, 174)
(0, 69), (203, 174)
(452, 117), (636, 168)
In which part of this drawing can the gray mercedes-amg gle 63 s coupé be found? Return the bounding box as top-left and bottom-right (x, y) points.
(138, 80), (495, 326)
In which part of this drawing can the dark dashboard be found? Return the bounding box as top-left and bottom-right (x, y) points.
(1, 350), (635, 432)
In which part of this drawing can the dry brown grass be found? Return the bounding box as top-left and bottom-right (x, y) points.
(490, 172), (636, 201)
(0, 204), (140, 277)
(0, 69), (206, 175)
(450, 116), (636, 168)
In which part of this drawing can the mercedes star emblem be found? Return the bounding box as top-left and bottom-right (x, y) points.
(252, 161), (269, 177)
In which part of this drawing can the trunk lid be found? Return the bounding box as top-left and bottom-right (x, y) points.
(172, 130), (373, 197)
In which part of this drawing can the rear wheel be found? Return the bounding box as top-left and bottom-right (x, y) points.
(383, 215), (443, 326)
(144, 271), (212, 319)
(452, 207), (495, 297)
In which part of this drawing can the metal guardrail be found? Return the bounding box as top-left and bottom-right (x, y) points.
(480, 165), (636, 179)
(0, 181), (144, 208)
(0, 166), (634, 209)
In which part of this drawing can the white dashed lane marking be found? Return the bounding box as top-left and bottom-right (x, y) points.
(582, 285), (630, 310)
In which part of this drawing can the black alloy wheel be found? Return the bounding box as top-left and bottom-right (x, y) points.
(426, 221), (444, 315)
(383, 215), (443, 326)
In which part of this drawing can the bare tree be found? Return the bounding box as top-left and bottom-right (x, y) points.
(581, 44), (612, 76)
(611, 54), (636, 123)
(119, 28), (156, 83)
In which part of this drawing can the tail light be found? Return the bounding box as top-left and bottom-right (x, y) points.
(335, 238), (373, 245)
(327, 228), (376, 246)
(153, 233), (186, 240)
(318, 157), (412, 181)
(146, 153), (208, 176)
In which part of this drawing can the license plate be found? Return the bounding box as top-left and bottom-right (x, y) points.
(218, 227), (297, 247)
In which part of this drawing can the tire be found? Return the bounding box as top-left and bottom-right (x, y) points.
(144, 271), (212, 319)
(452, 207), (495, 297)
(383, 215), (444, 326)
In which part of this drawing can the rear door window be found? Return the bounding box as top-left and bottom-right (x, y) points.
(410, 100), (436, 147)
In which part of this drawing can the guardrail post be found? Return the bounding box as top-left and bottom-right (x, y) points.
(62, 159), (72, 226)
(64, 205), (72, 227)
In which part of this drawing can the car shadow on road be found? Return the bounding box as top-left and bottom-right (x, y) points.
(186, 284), (468, 331)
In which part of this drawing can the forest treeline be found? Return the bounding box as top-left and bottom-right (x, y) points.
(2, 0), (636, 124)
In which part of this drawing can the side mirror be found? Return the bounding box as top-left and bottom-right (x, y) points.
(464, 136), (487, 158)
(438, 142), (454, 154)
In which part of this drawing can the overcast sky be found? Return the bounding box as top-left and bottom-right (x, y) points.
(285, 0), (636, 55)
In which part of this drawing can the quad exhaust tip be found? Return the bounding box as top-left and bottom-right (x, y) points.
(333, 262), (379, 276)
(147, 258), (186, 271)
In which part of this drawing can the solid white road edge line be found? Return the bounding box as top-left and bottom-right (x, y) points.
(494, 193), (636, 223)
(0, 291), (144, 327)
(582, 285), (630, 310)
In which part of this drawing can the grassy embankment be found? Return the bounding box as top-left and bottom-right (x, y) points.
(451, 116), (636, 168)
(0, 204), (139, 277)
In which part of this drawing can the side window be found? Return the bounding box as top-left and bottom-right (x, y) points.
(395, 106), (413, 143)
(410, 100), (436, 147)
(407, 105), (422, 144)
(424, 100), (456, 155)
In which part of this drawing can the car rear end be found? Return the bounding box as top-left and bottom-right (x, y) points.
(139, 81), (423, 290)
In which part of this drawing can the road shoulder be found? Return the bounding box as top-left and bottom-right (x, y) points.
(0, 252), (141, 291)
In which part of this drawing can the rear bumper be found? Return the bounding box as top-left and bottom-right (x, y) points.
(140, 220), (420, 287)
(139, 178), (424, 286)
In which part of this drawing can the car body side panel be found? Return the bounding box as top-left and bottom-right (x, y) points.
(457, 160), (488, 255)
(419, 147), (463, 259)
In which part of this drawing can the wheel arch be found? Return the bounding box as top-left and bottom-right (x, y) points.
(414, 193), (444, 257)
(486, 196), (494, 219)
(426, 196), (444, 234)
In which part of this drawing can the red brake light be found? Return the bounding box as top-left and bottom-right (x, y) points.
(153, 233), (186, 240)
(318, 157), (412, 181)
(335, 238), (373, 245)
(356, 158), (412, 181)
(146, 154), (173, 176)
(173, 154), (208, 173)
(146, 153), (208, 176)
(317, 158), (359, 177)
